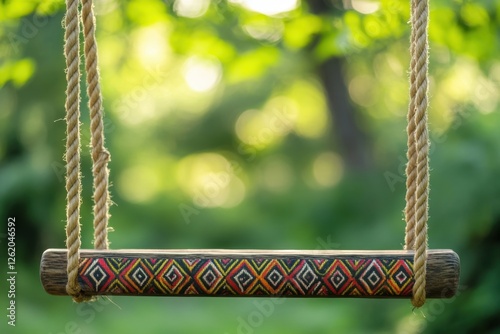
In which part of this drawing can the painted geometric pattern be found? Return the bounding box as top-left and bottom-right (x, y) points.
(78, 256), (414, 297)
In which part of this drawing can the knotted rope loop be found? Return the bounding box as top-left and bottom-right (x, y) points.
(64, 0), (110, 302)
(81, 0), (111, 251)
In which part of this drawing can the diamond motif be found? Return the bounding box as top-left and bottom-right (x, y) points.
(227, 262), (258, 293)
(80, 258), (114, 292)
(132, 266), (148, 286)
(195, 261), (223, 293)
(165, 266), (179, 282)
(267, 268), (284, 287)
(260, 260), (287, 292)
(164, 264), (186, 288)
(203, 270), (217, 285)
(295, 262), (319, 291)
(154, 260), (189, 294)
(89, 264), (107, 289)
(386, 260), (412, 293)
(122, 260), (154, 293)
(233, 267), (255, 292)
(323, 260), (353, 294)
(331, 269), (347, 289)
(395, 270), (407, 284)
(360, 260), (386, 293)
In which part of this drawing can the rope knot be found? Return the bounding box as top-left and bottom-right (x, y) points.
(92, 149), (110, 172)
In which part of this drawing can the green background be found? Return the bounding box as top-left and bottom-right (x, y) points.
(1, 0), (499, 333)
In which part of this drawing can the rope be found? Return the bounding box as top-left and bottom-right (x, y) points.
(81, 0), (111, 250)
(64, 0), (110, 302)
(404, 0), (417, 251)
(404, 0), (429, 308)
(64, 0), (87, 302)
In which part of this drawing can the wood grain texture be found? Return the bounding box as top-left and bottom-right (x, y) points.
(40, 249), (459, 298)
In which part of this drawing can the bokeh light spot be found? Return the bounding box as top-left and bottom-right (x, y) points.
(312, 152), (344, 187)
(119, 165), (162, 203)
(257, 157), (294, 193)
(174, 0), (210, 18)
(176, 153), (246, 208)
(352, 0), (380, 15)
(183, 56), (222, 92)
(231, 0), (300, 16)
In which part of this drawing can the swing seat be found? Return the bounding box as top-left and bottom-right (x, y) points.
(47, 0), (457, 307)
(40, 249), (459, 298)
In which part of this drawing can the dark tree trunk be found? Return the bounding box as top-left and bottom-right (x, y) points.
(318, 57), (371, 169)
(308, 0), (372, 170)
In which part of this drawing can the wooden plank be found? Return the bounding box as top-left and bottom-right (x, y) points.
(40, 249), (459, 298)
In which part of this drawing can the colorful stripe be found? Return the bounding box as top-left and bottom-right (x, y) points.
(77, 255), (414, 297)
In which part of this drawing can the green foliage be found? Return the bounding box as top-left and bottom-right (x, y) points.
(0, 0), (499, 333)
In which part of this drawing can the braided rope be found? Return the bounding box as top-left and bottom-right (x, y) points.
(404, 0), (417, 251)
(64, 0), (110, 302)
(81, 0), (111, 250)
(64, 0), (89, 302)
(405, 0), (429, 308)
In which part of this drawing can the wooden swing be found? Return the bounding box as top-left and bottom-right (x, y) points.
(40, 0), (459, 307)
